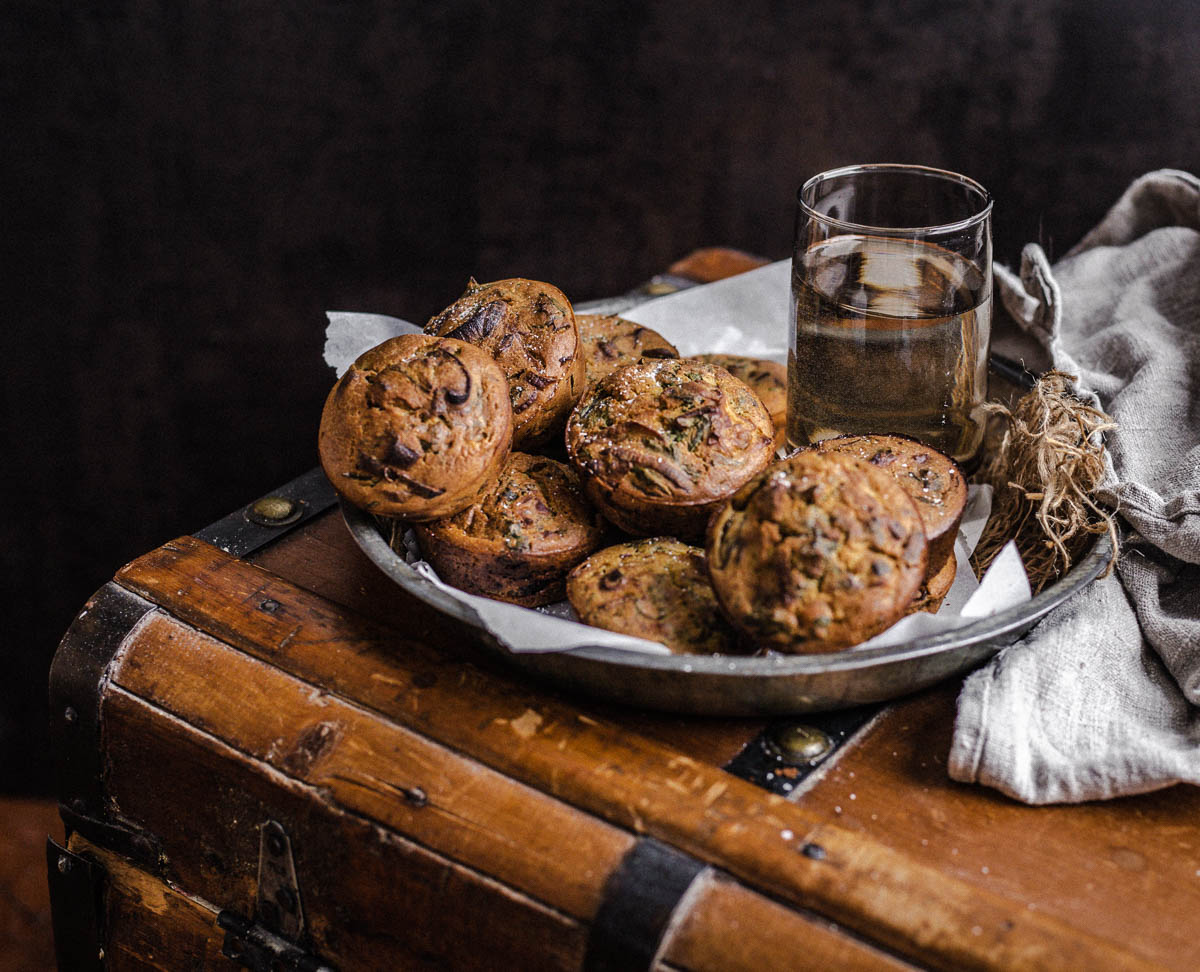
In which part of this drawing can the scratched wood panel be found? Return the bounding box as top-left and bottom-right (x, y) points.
(111, 611), (634, 921)
(115, 538), (1156, 971)
(105, 611), (917, 970)
(249, 508), (766, 769)
(795, 685), (1200, 972)
(103, 689), (587, 971)
(656, 871), (919, 972)
(65, 836), (236, 972)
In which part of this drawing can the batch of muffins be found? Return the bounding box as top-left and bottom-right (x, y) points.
(318, 277), (967, 655)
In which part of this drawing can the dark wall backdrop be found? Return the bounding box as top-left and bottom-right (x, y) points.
(5, 0), (1199, 792)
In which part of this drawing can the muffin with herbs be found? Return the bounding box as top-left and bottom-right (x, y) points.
(413, 452), (605, 607)
(425, 277), (586, 449)
(577, 313), (678, 388)
(567, 538), (745, 655)
(691, 354), (788, 451)
(907, 545), (957, 615)
(706, 450), (928, 653)
(810, 433), (967, 569)
(565, 357), (775, 539)
(318, 334), (512, 521)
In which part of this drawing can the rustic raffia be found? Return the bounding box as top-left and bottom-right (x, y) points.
(970, 371), (1118, 592)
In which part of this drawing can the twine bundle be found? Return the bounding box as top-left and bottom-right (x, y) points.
(971, 371), (1119, 592)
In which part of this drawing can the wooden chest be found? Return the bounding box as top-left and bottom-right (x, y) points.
(48, 256), (1200, 971)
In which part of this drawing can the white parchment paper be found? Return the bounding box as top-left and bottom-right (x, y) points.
(322, 264), (1031, 655)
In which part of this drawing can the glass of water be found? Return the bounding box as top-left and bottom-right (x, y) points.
(787, 164), (993, 464)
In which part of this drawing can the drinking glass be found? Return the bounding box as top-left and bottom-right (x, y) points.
(787, 164), (993, 464)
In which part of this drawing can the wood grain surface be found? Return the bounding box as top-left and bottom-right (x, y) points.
(106, 534), (1187, 970)
(246, 503), (1200, 965)
(796, 684), (1200, 971)
(99, 608), (918, 971)
(68, 836), (235, 972)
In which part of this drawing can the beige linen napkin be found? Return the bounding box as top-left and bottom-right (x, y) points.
(948, 170), (1200, 803)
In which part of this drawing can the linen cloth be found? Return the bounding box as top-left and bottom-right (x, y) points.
(948, 170), (1200, 803)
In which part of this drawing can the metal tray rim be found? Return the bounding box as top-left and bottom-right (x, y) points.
(342, 500), (1114, 677)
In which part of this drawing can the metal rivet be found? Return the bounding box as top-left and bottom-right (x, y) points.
(63, 706), (78, 725)
(801, 842), (827, 860)
(259, 599), (280, 614)
(247, 496), (303, 527)
(57, 853), (72, 873)
(402, 786), (428, 808)
(770, 724), (833, 763)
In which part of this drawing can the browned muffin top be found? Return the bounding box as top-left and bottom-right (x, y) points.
(318, 334), (512, 520)
(706, 450), (928, 653)
(422, 452), (603, 557)
(425, 278), (585, 447)
(567, 538), (743, 655)
(565, 358), (775, 513)
(692, 354), (788, 449)
(578, 313), (678, 387)
(812, 433), (966, 558)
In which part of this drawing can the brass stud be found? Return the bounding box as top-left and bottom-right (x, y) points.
(247, 495), (303, 527)
(770, 724), (833, 763)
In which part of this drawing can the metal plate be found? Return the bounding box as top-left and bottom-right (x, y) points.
(341, 501), (1113, 716)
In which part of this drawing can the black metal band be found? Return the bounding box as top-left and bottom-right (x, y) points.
(49, 582), (156, 813)
(46, 837), (106, 972)
(583, 837), (707, 972)
(193, 466), (338, 558)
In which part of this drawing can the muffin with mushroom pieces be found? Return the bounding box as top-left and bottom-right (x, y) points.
(425, 277), (586, 448)
(567, 538), (744, 655)
(414, 452), (604, 607)
(565, 358), (775, 539)
(578, 313), (678, 387)
(706, 450), (928, 653)
(905, 546), (957, 615)
(811, 433), (967, 569)
(318, 334), (512, 520)
(691, 354), (787, 451)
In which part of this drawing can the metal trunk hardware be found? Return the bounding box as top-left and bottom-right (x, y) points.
(218, 820), (334, 972)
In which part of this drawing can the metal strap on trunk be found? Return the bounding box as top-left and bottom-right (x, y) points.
(193, 467), (338, 558)
(583, 837), (708, 972)
(50, 583), (156, 811)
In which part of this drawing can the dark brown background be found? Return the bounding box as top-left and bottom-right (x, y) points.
(5, 1), (1199, 793)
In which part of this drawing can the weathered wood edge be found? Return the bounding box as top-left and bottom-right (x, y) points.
(112, 536), (1158, 972)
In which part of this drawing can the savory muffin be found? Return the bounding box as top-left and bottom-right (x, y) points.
(425, 278), (586, 448)
(578, 313), (678, 387)
(567, 538), (743, 654)
(907, 546), (957, 615)
(318, 334), (512, 520)
(413, 452), (604, 607)
(691, 354), (787, 451)
(811, 433), (967, 566)
(706, 450), (928, 653)
(565, 358), (775, 539)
